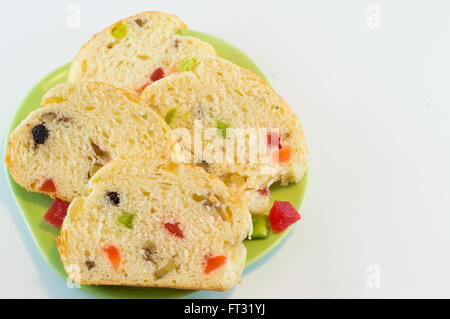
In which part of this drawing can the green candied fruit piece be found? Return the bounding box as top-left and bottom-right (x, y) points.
(179, 58), (200, 72)
(110, 22), (128, 40)
(251, 215), (269, 239)
(216, 120), (230, 138)
(117, 212), (135, 229)
(164, 108), (177, 124)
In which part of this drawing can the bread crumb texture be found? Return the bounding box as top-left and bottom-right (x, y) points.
(142, 56), (308, 214)
(68, 11), (217, 93)
(56, 159), (251, 291)
(5, 82), (174, 202)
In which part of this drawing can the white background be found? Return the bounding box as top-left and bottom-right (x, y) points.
(1, 0), (449, 298)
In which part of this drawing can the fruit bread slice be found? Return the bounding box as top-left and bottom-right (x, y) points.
(56, 158), (252, 291)
(68, 11), (217, 94)
(141, 56), (308, 214)
(5, 82), (174, 202)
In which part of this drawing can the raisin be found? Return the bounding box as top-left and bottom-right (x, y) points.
(142, 241), (157, 262)
(142, 248), (154, 262)
(32, 124), (49, 144)
(202, 198), (214, 210)
(196, 160), (210, 171)
(85, 261), (96, 270)
(58, 116), (71, 123)
(135, 18), (146, 27)
(106, 192), (120, 206)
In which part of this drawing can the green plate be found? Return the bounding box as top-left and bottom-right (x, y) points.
(4, 31), (308, 298)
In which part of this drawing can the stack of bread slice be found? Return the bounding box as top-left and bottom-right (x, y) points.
(141, 56), (308, 214)
(5, 11), (307, 291)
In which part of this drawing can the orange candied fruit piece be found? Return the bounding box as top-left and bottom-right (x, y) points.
(204, 255), (226, 274)
(272, 146), (292, 164)
(40, 178), (56, 193)
(103, 245), (121, 271)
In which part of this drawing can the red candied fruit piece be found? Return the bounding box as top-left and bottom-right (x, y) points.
(164, 222), (184, 238)
(267, 131), (282, 149)
(43, 199), (70, 228)
(136, 68), (165, 94)
(269, 200), (301, 233)
(150, 68), (165, 82)
(257, 188), (269, 196)
(40, 178), (56, 193)
(204, 255), (226, 274)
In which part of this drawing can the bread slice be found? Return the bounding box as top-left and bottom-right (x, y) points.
(68, 11), (217, 93)
(56, 158), (251, 291)
(5, 82), (173, 202)
(141, 56), (308, 214)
